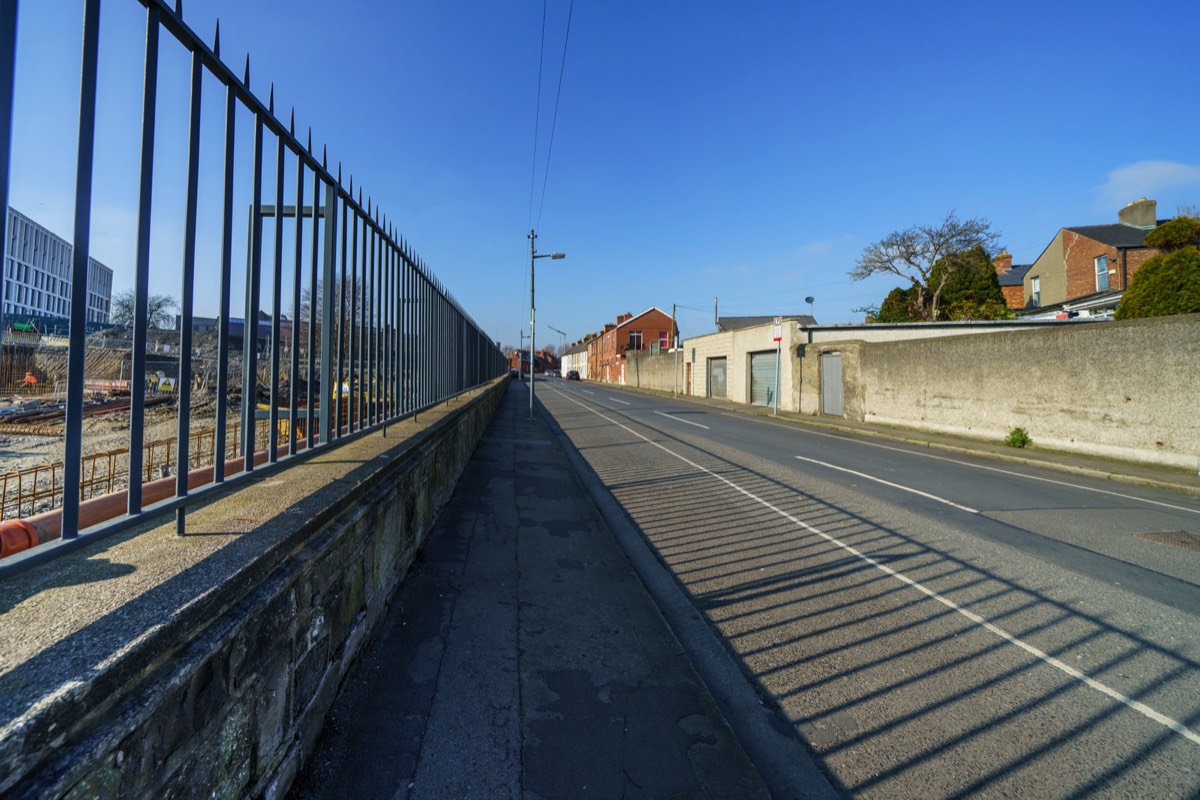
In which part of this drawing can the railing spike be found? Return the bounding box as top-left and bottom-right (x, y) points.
(337, 161), (342, 184)
(288, 108), (295, 136)
(175, 0), (183, 17)
(243, 54), (250, 87)
(213, 20), (220, 58)
(323, 146), (329, 171)
(268, 83), (274, 114)
(307, 127), (312, 153)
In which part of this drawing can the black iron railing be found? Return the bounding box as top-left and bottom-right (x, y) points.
(0, 0), (506, 565)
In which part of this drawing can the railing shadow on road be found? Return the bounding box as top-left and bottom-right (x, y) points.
(541, 392), (1200, 799)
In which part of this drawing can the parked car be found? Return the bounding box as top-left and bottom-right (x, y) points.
(566, 370), (580, 381)
(544, 369), (560, 378)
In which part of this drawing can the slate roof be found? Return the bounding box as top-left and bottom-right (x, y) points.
(716, 315), (817, 332)
(1063, 223), (1156, 249)
(997, 263), (1032, 287)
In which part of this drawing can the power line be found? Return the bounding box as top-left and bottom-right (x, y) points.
(527, 0), (549, 229)
(535, 0), (574, 231)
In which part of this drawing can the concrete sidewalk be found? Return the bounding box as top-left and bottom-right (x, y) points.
(288, 382), (827, 799)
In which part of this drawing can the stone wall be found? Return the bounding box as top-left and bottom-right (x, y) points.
(0, 380), (505, 799)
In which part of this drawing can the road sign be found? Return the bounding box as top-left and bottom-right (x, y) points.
(773, 316), (782, 342)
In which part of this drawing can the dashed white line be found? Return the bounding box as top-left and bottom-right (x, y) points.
(727, 414), (1200, 517)
(607, 397), (631, 405)
(551, 388), (1200, 748)
(654, 411), (710, 430)
(794, 455), (980, 513)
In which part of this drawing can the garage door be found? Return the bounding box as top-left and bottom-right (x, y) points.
(707, 357), (727, 399)
(749, 351), (777, 407)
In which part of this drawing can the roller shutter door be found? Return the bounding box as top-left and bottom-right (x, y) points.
(707, 357), (727, 399)
(749, 351), (777, 407)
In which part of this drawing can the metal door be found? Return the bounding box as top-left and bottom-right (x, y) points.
(820, 352), (843, 416)
(750, 351), (777, 406)
(707, 357), (727, 399)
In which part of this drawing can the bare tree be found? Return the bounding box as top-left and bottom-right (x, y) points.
(1176, 202), (1200, 219)
(109, 289), (178, 329)
(849, 211), (1002, 321)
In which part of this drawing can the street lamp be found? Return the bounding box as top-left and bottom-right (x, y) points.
(548, 325), (566, 367)
(529, 229), (565, 418)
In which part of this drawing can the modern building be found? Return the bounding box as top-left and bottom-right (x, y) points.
(4, 206), (113, 325)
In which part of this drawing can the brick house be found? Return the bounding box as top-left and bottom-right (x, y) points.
(990, 252), (1032, 309)
(1023, 198), (1161, 314)
(593, 307), (677, 384)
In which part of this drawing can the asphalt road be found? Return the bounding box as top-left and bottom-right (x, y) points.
(536, 379), (1200, 799)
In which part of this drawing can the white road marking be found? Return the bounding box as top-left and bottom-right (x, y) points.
(726, 414), (1200, 517)
(582, 390), (594, 395)
(553, 389), (1200, 747)
(654, 411), (710, 430)
(607, 397), (631, 405)
(794, 455), (980, 514)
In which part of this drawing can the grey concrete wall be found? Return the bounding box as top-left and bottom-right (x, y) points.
(812, 315), (1199, 469)
(0, 381), (505, 799)
(623, 350), (683, 392)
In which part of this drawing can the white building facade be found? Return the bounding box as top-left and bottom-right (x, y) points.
(4, 207), (113, 324)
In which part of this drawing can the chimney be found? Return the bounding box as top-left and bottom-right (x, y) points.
(992, 252), (1013, 275)
(1118, 198), (1157, 229)
(616, 312), (633, 324)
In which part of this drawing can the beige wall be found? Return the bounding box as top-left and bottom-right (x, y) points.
(828, 314), (1199, 469)
(686, 322), (801, 411)
(1027, 229), (1067, 307)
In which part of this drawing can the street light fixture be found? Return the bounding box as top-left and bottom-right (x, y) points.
(529, 229), (565, 418)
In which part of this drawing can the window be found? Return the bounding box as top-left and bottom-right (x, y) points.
(659, 330), (670, 350)
(627, 330), (642, 350)
(1095, 255), (1109, 291)
(1031, 276), (1041, 307)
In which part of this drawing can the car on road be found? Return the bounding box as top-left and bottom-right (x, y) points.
(566, 370), (580, 380)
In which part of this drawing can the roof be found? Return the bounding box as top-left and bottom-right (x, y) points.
(1063, 223), (1153, 249)
(613, 306), (672, 330)
(997, 263), (1032, 287)
(717, 315), (816, 332)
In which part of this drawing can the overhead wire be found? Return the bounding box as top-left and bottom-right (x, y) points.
(534, 0), (574, 232)
(526, 0), (549, 230)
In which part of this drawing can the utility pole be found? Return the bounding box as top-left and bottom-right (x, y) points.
(672, 303), (678, 398)
(713, 296), (718, 328)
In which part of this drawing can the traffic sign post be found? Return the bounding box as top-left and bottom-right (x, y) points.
(773, 316), (782, 415)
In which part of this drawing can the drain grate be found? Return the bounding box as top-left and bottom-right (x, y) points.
(1135, 531), (1200, 553)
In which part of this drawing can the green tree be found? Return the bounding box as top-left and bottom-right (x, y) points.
(850, 211), (1002, 321)
(875, 287), (921, 322)
(1143, 217), (1200, 252)
(932, 245), (1015, 320)
(1114, 246), (1200, 320)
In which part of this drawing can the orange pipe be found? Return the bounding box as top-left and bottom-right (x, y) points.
(0, 519), (37, 559)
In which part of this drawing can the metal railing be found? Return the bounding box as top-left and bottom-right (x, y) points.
(0, 0), (506, 563)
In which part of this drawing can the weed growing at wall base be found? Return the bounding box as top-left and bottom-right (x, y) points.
(1005, 427), (1032, 448)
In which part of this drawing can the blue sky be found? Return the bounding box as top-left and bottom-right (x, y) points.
(7, 0), (1200, 348)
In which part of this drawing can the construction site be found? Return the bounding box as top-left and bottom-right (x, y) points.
(0, 325), (289, 524)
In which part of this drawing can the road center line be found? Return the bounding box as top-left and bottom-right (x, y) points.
(794, 455), (980, 514)
(553, 388), (1200, 747)
(654, 410), (710, 429)
(607, 397), (631, 405)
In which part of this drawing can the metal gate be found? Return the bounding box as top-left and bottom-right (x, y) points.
(749, 351), (777, 407)
(820, 352), (843, 416)
(707, 357), (727, 399)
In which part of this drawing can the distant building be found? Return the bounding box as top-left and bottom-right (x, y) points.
(4, 206), (113, 324)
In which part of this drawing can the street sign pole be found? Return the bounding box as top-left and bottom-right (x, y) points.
(773, 316), (782, 416)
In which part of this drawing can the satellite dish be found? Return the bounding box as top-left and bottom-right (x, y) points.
(804, 296), (814, 305)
